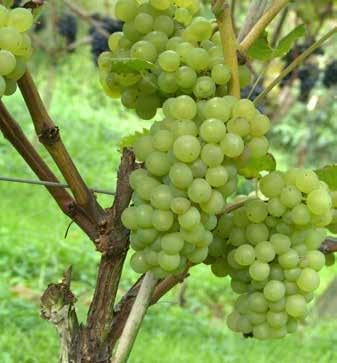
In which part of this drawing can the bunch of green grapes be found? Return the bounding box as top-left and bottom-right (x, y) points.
(98, 0), (250, 119)
(121, 95), (270, 278)
(0, 4), (34, 97)
(208, 169), (333, 339)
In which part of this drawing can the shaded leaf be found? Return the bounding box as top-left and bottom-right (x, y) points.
(247, 31), (274, 61)
(119, 128), (150, 151)
(316, 165), (337, 191)
(238, 153), (276, 179)
(110, 58), (154, 74)
(274, 25), (306, 57)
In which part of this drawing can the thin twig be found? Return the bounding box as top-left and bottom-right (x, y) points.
(0, 176), (116, 196)
(254, 27), (337, 105)
(111, 272), (158, 363)
(239, 0), (291, 52)
(271, 6), (289, 47)
(238, 0), (269, 42)
(213, 0), (241, 98)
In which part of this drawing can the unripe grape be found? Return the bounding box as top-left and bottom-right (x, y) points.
(200, 190), (225, 215)
(249, 114), (270, 136)
(193, 76), (216, 99)
(249, 261), (270, 281)
(199, 118), (227, 143)
(205, 166), (229, 187)
(7, 8), (33, 32)
(247, 136), (269, 158)
(211, 63), (231, 85)
(170, 95), (197, 120)
(220, 133), (244, 158)
(130, 252), (149, 273)
(269, 264), (285, 281)
(305, 250), (325, 271)
(253, 323), (270, 340)
(280, 184), (302, 208)
(307, 188), (332, 215)
(121, 207), (139, 230)
(188, 178), (212, 203)
(161, 233), (184, 255)
(263, 280), (285, 301)
(211, 258), (229, 276)
(295, 169), (320, 194)
(169, 162), (193, 189)
(188, 246), (208, 263)
(178, 206), (201, 230)
(145, 151), (171, 176)
(115, 0), (138, 21)
(173, 135), (201, 163)
(158, 50), (180, 72)
(150, 0), (171, 10)
(267, 311), (288, 328)
(246, 223), (269, 245)
(170, 197), (191, 215)
(232, 99), (256, 121)
(268, 198), (286, 217)
(150, 184), (173, 210)
(234, 244), (255, 266)
(296, 268), (320, 292)
(158, 251), (181, 271)
(0, 49), (16, 75)
(154, 15), (174, 36)
(278, 249), (299, 269)
(176, 66), (197, 89)
(245, 199), (268, 223)
(285, 294), (307, 318)
(291, 203), (311, 225)
(201, 144), (224, 167)
(260, 172), (285, 198)
(255, 241), (275, 263)
(190, 159), (207, 178)
(269, 298), (286, 312)
(270, 234), (291, 255)
(203, 97), (231, 122)
(137, 205), (154, 228)
(227, 117), (250, 137)
(152, 209), (174, 231)
(134, 13), (154, 34)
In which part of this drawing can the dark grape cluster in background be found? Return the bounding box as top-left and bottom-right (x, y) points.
(241, 84), (264, 113)
(11, 0), (21, 8)
(89, 14), (123, 65)
(323, 60), (337, 88)
(57, 13), (78, 48)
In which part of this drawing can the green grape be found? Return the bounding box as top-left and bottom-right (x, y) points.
(200, 190), (225, 215)
(265, 216), (278, 228)
(234, 244), (255, 266)
(170, 197), (191, 215)
(247, 312), (266, 325)
(130, 252), (149, 273)
(260, 172), (285, 198)
(291, 203), (311, 225)
(269, 298), (286, 312)
(135, 94), (160, 119)
(4, 78), (16, 96)
(311, 210), (332, 227)
(296, 268), (320, 292)
(134, 12), (154, 34)
(305, 251), (325, 271)
(231, 279), (249, 294)
(158, 251), (181, 271)
(203, 214), (217, 231)
(246, 223), (269, 245)
(249, 114), (271, 137)
(199, 118), (227, 143)
(129, 169), (148, 189)
(166, 36), (183, 51)
(255, 241), (275, 263)
(248, 292), (269, 313)
(266, 311), (288, 328)
(158, 71), (178, 93)
(268, 198), (286, 217)
(186, 47), (209, 71)
(233, 208), (249, 228)
(307, 188), (332, 215)
(7, 8), (33, 32)
(136, 229), (158, 246)
(0, 27), (22, 53)
(249, 261), (270, 281)
(245, 199), (268, 223)
(236, 315), (252, 334)
(253, 323), (270, 340)
(174, 7), (192, 26)
(144, 249), (159, 266)
(270, 326), (287, 339)
(0, 5), (8, 27)
(232, 99), (256, 121)
(285, 294), (307, 318)
(193, 76), (216, 99)
(270, 234), (291, 255)
(325, 253), (335, 267)
(115, 0), (138, 21)
(203, 97), (231, 122)
(220, 133), (244, 158)
(227, 311), (240, 332)
(131, 40), (157, 62)
(154, 15), (174, 36)
(176, 41), (194, 63)
(284, 268), (301, 282)
(201, 144), (224, 167)
(0, 75), (6, 96)
(287, 318), (298, 333)
(133, 135), (154, 162)
(280, 184), (302, 208)
(123, 22), (142, 42)
(295, 169), (320, 194)
(170, 95), (197, 120)
(181, 224), (205, 245)
(136, 176), (161, 201)
(205, 166), (229, 187)
(187, 178), (212, 203)
(144, 31), (169, 52)
(161, 233), (184, 254)
(169, 162), (193, 189)
(278, 249), (299, 269)
(235, 294), (249, 314)
(176, 66), (197, 89)
(152, 130), (174, 152)
(285, 281), (298, 295)
(218, 178), (237, 198)
(121, 207), (139, 230)
(211, 259), (229, 276)
(178, 206), (201, 230)
(150, 184), (173, 210)
(188, 246), (208, 263)
(263, 280), (286, 302)
(152, 209), (174, 231)
(211, 63), (231, 85)
(269, 264), (285, 281)
(173, 135), (201, 163)
(0, 50), (16, 76)
(247, 136), (269, 158)
(150, 0), (171, 10)
(145, 151), (171, 176)
(7, 56), (26, 80)
(173, 120), (198, 137)
(158, 50), (180, 72)
(227, 117), (250, 137)
(136, 205), (154, 228)
(121, 88), (138, 108)
(228, 227), (246, 247)
(188, 17), (212, 42)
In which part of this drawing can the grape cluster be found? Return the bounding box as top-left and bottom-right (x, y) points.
(57, 14), (78, 48)
(209, 169), (332, 339)
(323, 60), (337, 88)
(88, 14), (123, 64)
(121, 96), (270, 278)
(297, 64), (320, 103)
(0, 4), (34, 97)
(98, 0), (251, 119)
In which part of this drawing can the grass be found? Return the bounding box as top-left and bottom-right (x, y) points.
(1, 45), (337, 363)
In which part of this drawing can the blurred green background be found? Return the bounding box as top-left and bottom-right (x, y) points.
(1, 1), (337, 362)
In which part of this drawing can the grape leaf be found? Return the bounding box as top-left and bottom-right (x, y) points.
(119, 128), (150, 151)
(316, 165), (337, 191)
(238, 154), (276, 179)
(247, 31), (274, 61)
(273, 25), (306, 58)
(110, 58), (154, 74)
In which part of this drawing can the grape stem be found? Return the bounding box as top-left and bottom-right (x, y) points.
(320, 237), (337, 255)
(239, 0), (291, 53)
(212, 0), (241, 98)
(111, 272), (158, 363)
(254, 27), (337, 105)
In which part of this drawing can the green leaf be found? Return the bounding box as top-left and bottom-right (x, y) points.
(238, 154), (276, 179)
(247, 31), (274, 61)
(110, 58), (154, 74)
(316, 165), (337, 191)
(119, 128), (150, 151)
(273, 25), (306, 58)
